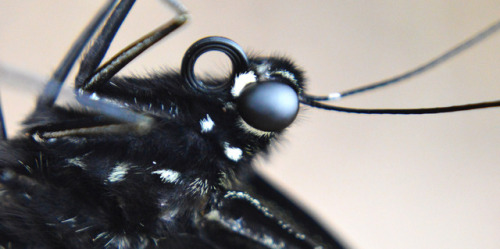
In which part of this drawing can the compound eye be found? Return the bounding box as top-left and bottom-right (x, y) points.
(237, 81), (299, 132)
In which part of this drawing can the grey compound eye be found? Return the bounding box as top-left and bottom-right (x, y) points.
(237, 81), (299, 132)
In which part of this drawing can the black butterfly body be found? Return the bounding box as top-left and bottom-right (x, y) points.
(1, 1), (499, 249)
(0, 48), (344, 248)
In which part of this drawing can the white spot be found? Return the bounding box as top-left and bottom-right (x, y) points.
(200, 114), (215, 133)
(152, 161), (157, 165)
(224, 142), (243, 162)
(90, 92), (100, 101)
(232, 71), (256, 97)
(32, 132), (44, 143)
(66, 157), (86, 169)
(205, 210), (222, 221)
(327, 92), (341, 100)
(152, 169), (181, 183)
(108, 163), (130, 183)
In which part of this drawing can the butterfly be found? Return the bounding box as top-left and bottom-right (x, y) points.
(0, 1), (499, 248)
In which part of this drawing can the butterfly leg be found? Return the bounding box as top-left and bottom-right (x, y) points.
(76, 0), (188, 92)
(68, 0), (188, 135)
(199, 191), (336, 249)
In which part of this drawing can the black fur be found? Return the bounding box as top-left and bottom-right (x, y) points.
(0, 54), (345, 248)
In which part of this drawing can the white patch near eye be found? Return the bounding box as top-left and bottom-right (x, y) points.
(152, 169), (181, 183)
(108, 163), (130, 183)
(200, 114), (215, 133)
(223, 142), (243, 162)
(232, 71), (257, 97)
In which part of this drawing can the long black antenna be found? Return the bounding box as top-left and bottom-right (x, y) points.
(301, 19), (500, 114)
(300, 98), (500, 115)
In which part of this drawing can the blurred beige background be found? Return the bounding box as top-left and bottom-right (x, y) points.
(0, 1), (499, 248)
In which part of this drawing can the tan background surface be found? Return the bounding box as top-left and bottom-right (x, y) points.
(1, 1), (499, 248)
